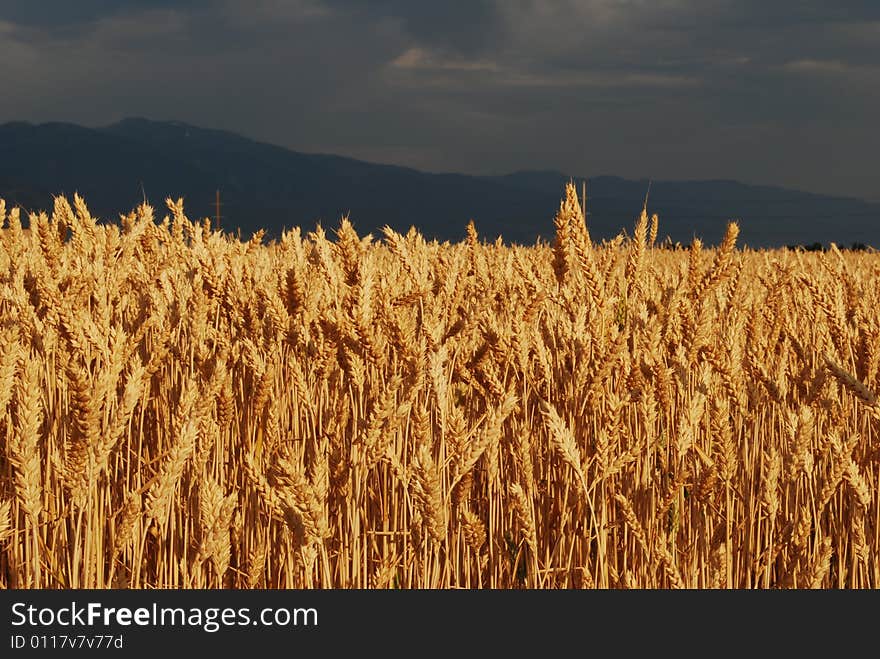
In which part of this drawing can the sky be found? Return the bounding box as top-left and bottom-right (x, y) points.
(1, 1), (879, 200)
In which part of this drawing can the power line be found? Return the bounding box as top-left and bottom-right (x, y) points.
(588, 212), (880, 219)
(588, 196), (879, 205)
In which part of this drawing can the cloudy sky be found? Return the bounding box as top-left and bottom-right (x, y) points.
(1, 1), (878, 200)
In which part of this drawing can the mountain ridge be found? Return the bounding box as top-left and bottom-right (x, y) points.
(2, 118), (878, 248)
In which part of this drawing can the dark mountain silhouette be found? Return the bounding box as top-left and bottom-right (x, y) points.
(2, 118), (878, 248)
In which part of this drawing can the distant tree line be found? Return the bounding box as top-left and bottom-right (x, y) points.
(784, 242), (875, 252)
(655, 237), (875, 252)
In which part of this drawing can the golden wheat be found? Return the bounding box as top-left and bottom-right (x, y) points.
(0, 184), (878, 589)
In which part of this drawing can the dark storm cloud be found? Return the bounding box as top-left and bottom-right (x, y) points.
(1, 1), (878, 199)
(0, 1), (213, 30)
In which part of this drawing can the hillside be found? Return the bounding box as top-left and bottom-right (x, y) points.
(1, 118), (877, 248)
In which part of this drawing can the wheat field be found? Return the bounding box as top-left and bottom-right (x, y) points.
(0, 184), (878, 589)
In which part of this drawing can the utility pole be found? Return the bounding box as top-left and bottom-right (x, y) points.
(582, 180), (587, 219)
(214, 189), (223, 232)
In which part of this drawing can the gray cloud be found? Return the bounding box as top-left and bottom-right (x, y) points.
(320, 0), (502, 55)
(1, 1), (878, 199)
(0, 1), (210, 24)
